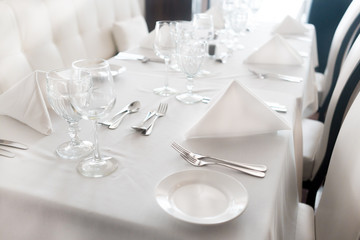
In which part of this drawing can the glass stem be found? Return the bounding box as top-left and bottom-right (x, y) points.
(93, 120), (101, 162)
(164, 58), (170, 88)
(186, 76), (194, 95)
(68, 121), (81, 146)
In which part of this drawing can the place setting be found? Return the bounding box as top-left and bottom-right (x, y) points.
(153, 78), (294, 224)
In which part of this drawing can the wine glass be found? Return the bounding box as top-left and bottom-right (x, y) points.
(176, 39), (207, 104)
(46, 69), (93, 159)
(228, 4), (248, 50)
(193, 13), (214, 44)
(70, 59), (117, 178)
(247, 0), (263, 30)
(153, 21), (178, 96)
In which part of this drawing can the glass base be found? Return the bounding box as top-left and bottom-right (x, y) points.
(176, 92), (203, 104)
(77, 156), (118, 178)
(56, 140), (93, 160)
(153, 86), (177, 97)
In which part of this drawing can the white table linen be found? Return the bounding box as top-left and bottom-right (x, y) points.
(0, 21), (317, 240)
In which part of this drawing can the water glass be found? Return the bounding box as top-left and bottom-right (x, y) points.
(46, 69), (93, 159)
(70, 58), (117, 178)
(176, 40), (207, 104)
(153, 21), (178, 96)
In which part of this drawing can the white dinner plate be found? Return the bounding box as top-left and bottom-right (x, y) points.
(155, 169), (248, 225)
(110, 64), (126, 77)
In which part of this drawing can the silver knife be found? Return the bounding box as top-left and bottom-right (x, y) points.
(0, 139), (28, 150)
(0, 148), (16, 158)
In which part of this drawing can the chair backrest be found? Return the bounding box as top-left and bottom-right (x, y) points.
(310, 34), (360, 183)
(0, 0), (142, 93)
(319, 0), (360, 116)
(315, 89), (360, 240)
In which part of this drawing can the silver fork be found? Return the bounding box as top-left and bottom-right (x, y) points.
(171, 142), (267, 172)
(144, 103), (168, 136)
(249, 69), (303, 83)
(180, 153), (265, 178)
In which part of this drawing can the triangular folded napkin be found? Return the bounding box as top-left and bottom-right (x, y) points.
(186, 80), (291, 139)
(0, 71), (53, 135)
(272, 15), (308, 35)
(205, 5), (225, 29)
(244, 34), (303, 65)
(140, 29), (155, 49)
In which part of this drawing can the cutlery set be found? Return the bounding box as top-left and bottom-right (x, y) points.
(0, 139), (28, 158)
(171, 142), (267, 178)
(100, 101), (168, 136)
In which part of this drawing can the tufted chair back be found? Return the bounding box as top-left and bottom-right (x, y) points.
(0, 0), (142, 93)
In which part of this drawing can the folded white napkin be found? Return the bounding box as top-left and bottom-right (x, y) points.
(272, 15), (308, 35)
(113, 15), (149, 51)
(205, 5), (224, 29)
(140, 29), (155, 50)
(186, 80), (291, 139)
(0, 71), (53, 135)
(244, 34), (303, 65)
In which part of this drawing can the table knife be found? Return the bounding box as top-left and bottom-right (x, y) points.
(0, 139), (28, 150)
(0, 148), (15, 158)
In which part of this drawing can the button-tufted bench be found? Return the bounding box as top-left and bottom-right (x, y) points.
(0, 0), (144, 93)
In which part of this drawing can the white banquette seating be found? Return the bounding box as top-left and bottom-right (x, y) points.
(0, 0), (145, 93)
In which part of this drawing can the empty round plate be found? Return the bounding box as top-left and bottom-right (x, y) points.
(155, 169), (248, 225)
(110, 64), (126, 77)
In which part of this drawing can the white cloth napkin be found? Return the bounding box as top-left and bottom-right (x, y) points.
(272, 15), (308, 35)
(139, 29), (155, 50)
(186, 80), (291, 139)
(205, 5), (225, 29)
(113, 15), (149, 51)
(244, 34), (303, 65)
(0, 71), (52, 135)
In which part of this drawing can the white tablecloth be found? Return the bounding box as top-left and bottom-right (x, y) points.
(0, 21), (317, 240)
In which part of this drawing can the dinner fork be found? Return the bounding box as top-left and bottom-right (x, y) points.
(171, 142), (267, 172)
(180, 153), (265, 178)
(144, 103), (168, 136)
(249, 69), (303, 83)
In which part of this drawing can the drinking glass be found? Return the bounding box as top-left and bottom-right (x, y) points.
(153, 21), (178, 96)
(193, 13), (214, 44)
(70, 59), (117, 178)
(46, 69), (93, 159)
(247, 0), (263, 30)
(176, 40), (207, 104)
(228, 5), (248, 50)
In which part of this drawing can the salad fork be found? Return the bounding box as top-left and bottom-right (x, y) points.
(144, 103), (168, 136)
(249, 69), (303, 83)
(171, 142), (267, 172)
(179, 153), (265, 178)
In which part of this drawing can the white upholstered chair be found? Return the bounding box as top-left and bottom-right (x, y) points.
(296, 87), (360, 240)
(315, 0), (360, 114)
(0, 0), (145, 93)
(302, 32), (360, 206)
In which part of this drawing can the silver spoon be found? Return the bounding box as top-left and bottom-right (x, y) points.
(108, 101), (141, 129)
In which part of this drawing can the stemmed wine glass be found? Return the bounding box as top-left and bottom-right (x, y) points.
(228, 4), (248, 50)
(70, 59), (117, 178)
(46, 69), (93, 159)
(193, 13), (214, 45)
(153, 21), (178, 96)
(176, 39), (207, 104)
(247, 0), (264, 30)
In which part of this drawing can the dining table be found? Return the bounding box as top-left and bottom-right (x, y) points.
(0, 7), (318, 240)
